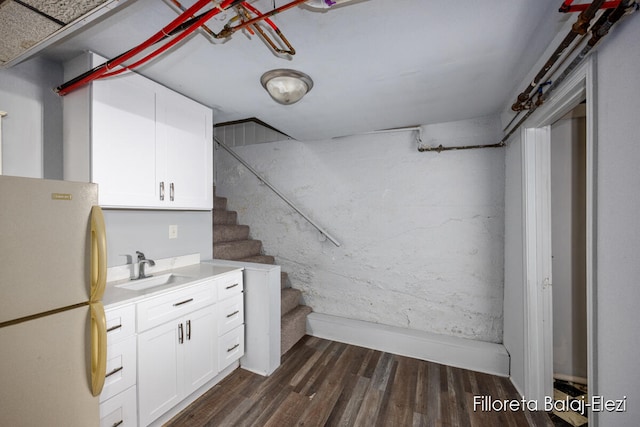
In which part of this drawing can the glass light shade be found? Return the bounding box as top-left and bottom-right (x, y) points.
(261, 69), (313, 105)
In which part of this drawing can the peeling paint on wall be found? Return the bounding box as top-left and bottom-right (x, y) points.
(216, 115), (505, 343)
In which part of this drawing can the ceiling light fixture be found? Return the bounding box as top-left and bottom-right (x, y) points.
(260, 69), (313, 105)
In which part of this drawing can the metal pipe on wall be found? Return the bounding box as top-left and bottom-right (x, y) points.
(501, 0), (637, 145)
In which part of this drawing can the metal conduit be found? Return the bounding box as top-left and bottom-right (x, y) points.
(214, 138), (341, 247)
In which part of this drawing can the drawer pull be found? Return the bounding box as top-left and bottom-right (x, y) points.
(105, 366), (123, 378)
(186, 320), (191, 340)
(226, 310), (240, 318)
(112, 420), (124, 427)
(160, 181), (165, 201)
(173, 298), (194, 307)
(225, 283), (239, 290)
(178, 323), (184, 344)
(106, 324), (122, 333)
(227, 343), (240, 352)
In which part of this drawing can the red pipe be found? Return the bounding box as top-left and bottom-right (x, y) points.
(220, 0), (308, 36)
(101, 5), (231, 78)
(57, 0), (235, 95)
(241, 2), (279, 31)
(560, 0), (621, 12)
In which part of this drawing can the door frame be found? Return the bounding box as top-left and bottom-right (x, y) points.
(520, 54), (597, 419)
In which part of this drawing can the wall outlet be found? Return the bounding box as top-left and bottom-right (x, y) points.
(169, 225), (178, 239)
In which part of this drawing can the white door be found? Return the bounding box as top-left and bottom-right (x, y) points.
(0, 306), (99, 426)
(183, 305), (218, 394)
(0, 176), (97, 322)
(137, 320), (181, 426)
(92, 73), (158, 208)
(156, 86), (213, 209)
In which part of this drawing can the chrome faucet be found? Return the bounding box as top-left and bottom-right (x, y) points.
(135, 251), (155, 280)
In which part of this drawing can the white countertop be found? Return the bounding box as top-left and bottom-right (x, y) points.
(103, 262), (242, 308)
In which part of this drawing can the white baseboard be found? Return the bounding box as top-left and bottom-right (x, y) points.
(306, 312), (510, 377)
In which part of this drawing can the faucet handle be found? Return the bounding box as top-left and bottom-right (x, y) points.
(136, 251), (146, 261)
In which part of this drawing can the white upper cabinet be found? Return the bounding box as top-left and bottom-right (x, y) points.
(63, 52), (213, 210)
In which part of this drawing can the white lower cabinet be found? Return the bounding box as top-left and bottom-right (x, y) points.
(137, 304), (217, 427)
(105, 270), (245, 426)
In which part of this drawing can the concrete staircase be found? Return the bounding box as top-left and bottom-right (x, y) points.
(213, 191), (312, 356)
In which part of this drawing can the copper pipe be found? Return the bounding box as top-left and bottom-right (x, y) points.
(218, 0), (308, 38)
(511, 0), (606, 111)
(238, 3), (296, 55)
(168, 0), (217, 39)
(502, 0), (636, 145)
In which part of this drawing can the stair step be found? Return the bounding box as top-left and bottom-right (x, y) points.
(281, 288), (302, 316)
(213, 224), (250, 243)
(281, 305), (312, 356)
(213, 209), (237, 225)
(213, 240), (262, 260)
(237, 255), (275, 265)
(214, 196), (227, 210)
(281, 272), (289, 289)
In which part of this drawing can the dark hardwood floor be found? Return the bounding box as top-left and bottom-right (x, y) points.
(165, 336), (554, 427)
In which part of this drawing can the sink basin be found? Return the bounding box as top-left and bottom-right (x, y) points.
(115, 273), (177, 291)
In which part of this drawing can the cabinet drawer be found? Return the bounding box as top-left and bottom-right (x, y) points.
(100, 335), (136, 403)
(218, 293), (244, 336)
(217, 271), (243, 301)
(100, 385), (137, 427)
(105, 304), (135, 345)
(219, 325), (244, 371)
(137, 280), (216, 332)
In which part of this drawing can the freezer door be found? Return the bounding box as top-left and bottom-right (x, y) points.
(0, 176), (98, 323)
(0, 305), (100, 426)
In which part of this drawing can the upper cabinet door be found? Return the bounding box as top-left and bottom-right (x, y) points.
(156, 87), (213, 210)
(91, 74), (158, 208)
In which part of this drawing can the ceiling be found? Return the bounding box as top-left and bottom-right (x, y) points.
(26, 0), (572, 140)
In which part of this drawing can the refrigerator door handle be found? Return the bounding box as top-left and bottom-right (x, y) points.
(90, 302), (107, 397)
(90, 206), (107, 302)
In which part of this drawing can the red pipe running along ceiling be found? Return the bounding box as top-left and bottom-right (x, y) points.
(56, 0), (309, 96)
(560, 0), (622, 12)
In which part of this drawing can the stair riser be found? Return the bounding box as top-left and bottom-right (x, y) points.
(213, 210), (237, 225)
(281, 306), (313, 355)
(213, 240), (262, 260)
(214, 225), (250, 243)
(281, 288), (302, 316)
(214, 196), (228, 210)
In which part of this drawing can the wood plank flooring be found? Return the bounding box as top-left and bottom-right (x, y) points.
(165, 336), (554, 427)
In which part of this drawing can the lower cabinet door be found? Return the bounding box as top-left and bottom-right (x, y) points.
(100, 386), (137, 427)
(137, 321), (181, 427)
(218, 324), (245, 372)
(183, 305), (219, 395)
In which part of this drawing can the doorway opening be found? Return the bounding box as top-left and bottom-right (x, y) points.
(549, 102), (589, 427)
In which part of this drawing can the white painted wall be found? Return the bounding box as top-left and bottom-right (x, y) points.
(0, 57), (63, 179)
(593, 14), (640, 427)
(216, 116), (505, 343)
(550, 111), (587, 381)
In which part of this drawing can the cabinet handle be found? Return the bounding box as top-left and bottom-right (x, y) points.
(112, 421), (124, 427)
(160, 182), (165, 201)
(105, 366), (123, 379)
(225, 283), (239, 290)
(186, 320), (191, 340)
(178, 323), (184, 344)
(170, 182), (175, 201)
(226, 310), (240, 318)
(106, 324), (122, 333)
(173, 298), (194, 307)
(227, 343), (240, 352)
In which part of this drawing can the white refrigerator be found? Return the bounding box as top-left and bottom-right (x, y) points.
(0, 175), (108, 426)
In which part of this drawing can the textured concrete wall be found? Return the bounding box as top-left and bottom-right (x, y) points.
(216, 116), (505, 343)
